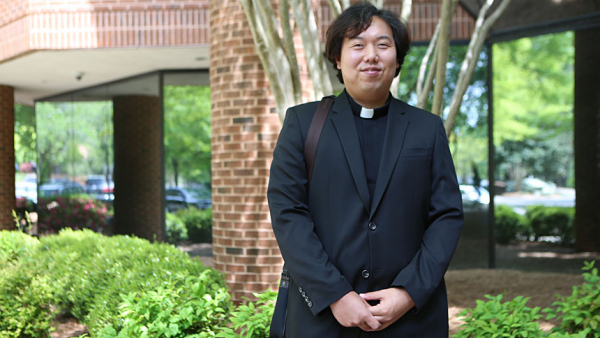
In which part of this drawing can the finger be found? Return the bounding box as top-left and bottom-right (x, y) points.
(369, 304), (388, 317)
(364, 314), (382, 331)
(360, 290), (385, 301)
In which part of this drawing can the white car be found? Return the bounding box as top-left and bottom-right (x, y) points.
(16, 181), (37, 204)
(459, 185), (489, 210)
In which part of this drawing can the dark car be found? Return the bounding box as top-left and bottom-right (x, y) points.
(39, 181), (85, 198)
(165, 187), (211, 212)
(85, 178), (115, 204)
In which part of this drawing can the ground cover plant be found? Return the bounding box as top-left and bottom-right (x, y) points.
(0, 229), (230, 337)
(453, 261), (599, 338)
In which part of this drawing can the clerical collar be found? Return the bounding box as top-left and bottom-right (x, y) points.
(345, 89), (391, 119)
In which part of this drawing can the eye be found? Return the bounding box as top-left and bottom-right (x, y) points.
(352, 43), (364, 48)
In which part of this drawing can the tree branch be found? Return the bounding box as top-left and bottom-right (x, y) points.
(431, 0), (459, 117)
(444, 0), (513, 135)
(280, 0), (303, 104)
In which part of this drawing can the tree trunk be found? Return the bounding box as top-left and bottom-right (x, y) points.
(574, 27), (600, 252)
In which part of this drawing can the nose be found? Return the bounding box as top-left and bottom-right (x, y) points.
(363, 45), (379, 63)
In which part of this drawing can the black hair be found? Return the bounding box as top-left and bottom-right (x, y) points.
(325, 2), (411, 83)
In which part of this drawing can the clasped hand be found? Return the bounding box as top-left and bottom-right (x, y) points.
(330, 288), (414, 332)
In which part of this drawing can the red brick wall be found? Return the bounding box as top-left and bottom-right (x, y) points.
(209, 0), (282, 301)
(0, 85), (15, 231)
(112, 95), (164, 242)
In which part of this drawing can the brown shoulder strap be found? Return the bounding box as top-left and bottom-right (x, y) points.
(304, 96), (335, 188)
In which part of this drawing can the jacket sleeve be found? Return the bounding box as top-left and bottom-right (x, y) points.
(391, 117), (464, 311)
(267, 107), (353, 316)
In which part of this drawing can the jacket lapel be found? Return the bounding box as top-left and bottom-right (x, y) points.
(330, 93), (371, 215)
(369, 98), (410, 220)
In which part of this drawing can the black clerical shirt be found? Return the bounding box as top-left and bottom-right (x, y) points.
(345, 90), (391, 207)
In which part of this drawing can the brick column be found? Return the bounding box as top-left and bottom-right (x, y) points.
(112, 95), (164, 242)
(209, 0), (283, 302)
(0, 85), (15, 230)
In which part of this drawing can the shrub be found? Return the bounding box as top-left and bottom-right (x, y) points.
(37, 195), (111, 233)
(526, 206), (575, 245)
(97, 271), (230, 338)
(544, 261), (600, 337)
(217, 290), (277, 338)
(166, 212), (188, 244)
(0, 229), (230, 337)
(495, 205), (528, 244)
(454, 294), (545, 338)
(0, 231), (38, 268)
(174, 207), (212, 243)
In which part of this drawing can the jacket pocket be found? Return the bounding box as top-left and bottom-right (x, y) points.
(399, 147), (429, 157)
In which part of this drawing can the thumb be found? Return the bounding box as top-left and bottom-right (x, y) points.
(360, 290), (384, 301)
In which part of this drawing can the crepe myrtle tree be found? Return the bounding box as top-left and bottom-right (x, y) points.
(241, 0), (511, 137)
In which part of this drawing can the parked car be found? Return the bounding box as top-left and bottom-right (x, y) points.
(39, 182), (85, 198)
(85, 177), (115, 204)
(15, 181), (38, 205)
(460, 185), (489, 211)
(165, 187), (211, 212)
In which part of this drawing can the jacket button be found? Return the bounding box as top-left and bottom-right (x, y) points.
(368, 222), (377, 230)
(362, 270), (370, 279)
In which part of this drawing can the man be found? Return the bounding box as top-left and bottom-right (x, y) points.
(267, 3), (463, 337)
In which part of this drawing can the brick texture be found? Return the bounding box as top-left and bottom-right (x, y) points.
(0, 0), (476, 62)
(0, 85), (15, 230)
(210, 0), (322, 302)
(112, 95), (164, 242)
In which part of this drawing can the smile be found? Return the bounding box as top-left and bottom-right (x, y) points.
(361, 67), (382, 76)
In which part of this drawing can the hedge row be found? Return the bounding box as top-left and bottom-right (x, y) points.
(0, 230), (230, 338)
(495, 205), (575, 245)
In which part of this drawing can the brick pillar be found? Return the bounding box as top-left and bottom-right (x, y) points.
(112, 95), (164, 242)
(209, 0), (282, 302)
(0, 85), (15, 230)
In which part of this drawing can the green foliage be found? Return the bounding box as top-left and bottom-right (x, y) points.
(164, 86), (212, 185)
(37, 195), (111, 233)
(166, 212), (189, 244)
(494, 32), (574, 187)
(544, 261), (600, 337)
(174, 207), (213, 243)
(495, 205), (529, 244)
(453, 294), (545, 338)
(14, 104), (37, 164)
(216, 290), (277, 338)
(526, 206), (575, 245)
(0, 231), (38, 268)
(97, 271), (230, 338)
(0, 229), (228, 337)
(36, 101), (112, 184)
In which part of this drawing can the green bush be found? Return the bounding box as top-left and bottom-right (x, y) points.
(526, 206), (575, 245)
(495, 205), (529, 244)
(97, 271), (230, 338)
(37, 195), (112, 233)
(544, 261), (600, 337)
(174, 207), (212, 243)
(217, 290), (277, 338)
(0, 229), (230, 337)
(0, 230), (38, 268)
(454, 294), (545, 338)
(166, 212), (189, 244)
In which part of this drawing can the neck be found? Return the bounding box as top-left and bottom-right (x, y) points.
(347, 90), (389, 109)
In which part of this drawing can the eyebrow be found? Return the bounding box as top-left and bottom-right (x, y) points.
(351, 35), (393, 41)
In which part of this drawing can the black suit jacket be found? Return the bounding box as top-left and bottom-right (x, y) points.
(267, 92), (463, 337)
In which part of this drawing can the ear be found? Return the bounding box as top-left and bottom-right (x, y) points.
(336, 58), (341, 70)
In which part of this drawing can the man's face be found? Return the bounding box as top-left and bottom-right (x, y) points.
(336, 16), (399, 100)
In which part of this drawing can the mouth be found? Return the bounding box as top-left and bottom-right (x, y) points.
(361, 67), (382, 76)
